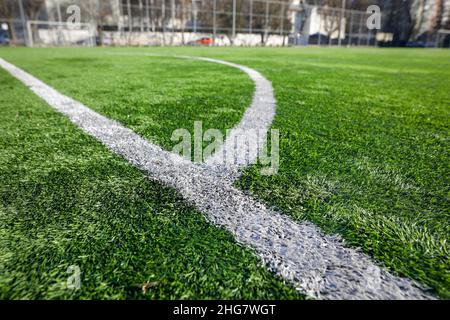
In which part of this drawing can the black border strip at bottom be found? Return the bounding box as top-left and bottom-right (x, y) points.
(1, 300), (445, 319)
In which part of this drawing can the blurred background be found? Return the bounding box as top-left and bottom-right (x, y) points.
(0, 0), (449, 47)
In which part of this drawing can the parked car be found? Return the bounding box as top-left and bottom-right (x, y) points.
(406, 41), (426, 48)
(0, 30), (10, 45)
(187, 37), (214, 46)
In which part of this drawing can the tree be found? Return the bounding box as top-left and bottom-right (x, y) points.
(250, 0), (292, 45)
(24, 0), (45, 42)
(198, 0), (291, 45)
(24, 0), (45, 20)
(429, 0), (444, 34)
(78, 0), (113, 46)
(380, 0), (415, 46)
(319, 5), (341, 44)
(0, 0), (17, 44)
(175, 0), (193, 45)
(411, 0), (425, 40)
(197, 0), (245, 44)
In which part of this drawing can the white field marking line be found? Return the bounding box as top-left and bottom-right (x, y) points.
(108, 52), (275, 181)
(0, 57), (434, 300)
(180, 55), (276, 177)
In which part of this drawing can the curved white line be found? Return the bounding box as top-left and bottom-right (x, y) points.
(188, 56), (276, 178)
(111, 52), (276, 180)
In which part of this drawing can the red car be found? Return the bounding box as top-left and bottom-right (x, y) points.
(188, 37), (214, 46)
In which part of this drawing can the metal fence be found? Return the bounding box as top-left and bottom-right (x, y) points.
(0, 0), (448, 47)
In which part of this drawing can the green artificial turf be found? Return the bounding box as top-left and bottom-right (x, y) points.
(0, 46), (448, 299)
(0, 47), (253, 151)
(231, 48), (450, 298)
(0, 67), (302, 299)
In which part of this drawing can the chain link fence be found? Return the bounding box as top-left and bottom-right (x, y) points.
(0, 0), (449, 47)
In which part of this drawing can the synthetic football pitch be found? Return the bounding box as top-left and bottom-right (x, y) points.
(0, 47), (448, 299)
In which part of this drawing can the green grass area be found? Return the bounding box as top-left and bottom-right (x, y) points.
(232, 48), (450, 298)
(0, 47), (448, 299)
(0, 48), (253, 150)
(0, 66), (301, 299)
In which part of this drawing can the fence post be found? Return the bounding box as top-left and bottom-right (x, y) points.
(328, 9), (333, 46)
(264, 0), (269, 45)
(162, 0), (166, 45)
(357, 13), (363, 46)
(338, 0), (345, 47)
(318, 8), (322, 46)
(193, 0), (198, 34)
(127, 0), (132, 45)
(150, 0), (154, 32)
(56, 0), (62, 22)
(56, 0), (63, 46)
(349, 10), (354, 46)
(232, 0), (236, 43)
(139, 0), (144, 32)
(144, 0), (149, 31)
(249, 0), (253, 34)
(171, 0), (175, 44)
(18, 0), (29, 46)
(213, 0), (217, 42)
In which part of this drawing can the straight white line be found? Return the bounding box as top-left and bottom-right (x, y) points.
(0, 57), (434, 300)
